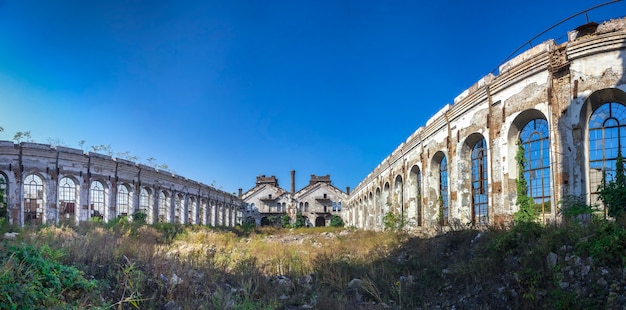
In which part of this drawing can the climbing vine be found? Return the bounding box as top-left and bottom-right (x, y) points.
(514, 139), (539, 223)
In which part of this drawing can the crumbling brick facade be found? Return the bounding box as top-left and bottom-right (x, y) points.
(346, 18), (626, 232)
(0, 142), (241, 226)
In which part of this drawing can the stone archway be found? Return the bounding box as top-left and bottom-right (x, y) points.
(315, 216), (326, 227)
(260, 217), (270, 226)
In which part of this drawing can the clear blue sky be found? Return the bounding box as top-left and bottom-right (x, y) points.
(0, 1), (624, 194)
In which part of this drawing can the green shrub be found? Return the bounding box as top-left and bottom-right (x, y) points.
(132, 211), (147, 224)
(330, 215), (344, 227)
(281, 214), (291, 228)
(151, 222), (185, 243)
(0, 242), (99, 309)
(293, 211), (306, 228)
(383, 210), (405, 231)
(578, 221), (626, 265)
(488, 221), (543, 254)
(558, 195), (597, 225)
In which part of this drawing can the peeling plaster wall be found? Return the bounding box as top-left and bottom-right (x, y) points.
(0, 142), (241, 226)
(346, 17), (626, 233)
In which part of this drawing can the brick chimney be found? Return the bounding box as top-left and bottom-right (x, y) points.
(238, 188), (242, 198)
(346, 187), (351, 195)
(290, 170), (296, 194)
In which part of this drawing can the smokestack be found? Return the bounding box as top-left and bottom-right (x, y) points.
(290, 170), (296, 194)
(346, 187), (351, 195)
(238, 188), (242, 198)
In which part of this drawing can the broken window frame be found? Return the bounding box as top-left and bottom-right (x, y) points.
(588, 102), (626, 211)
(520, 118), (552, 220)
(24, 174), (44, 225)
(90, 181), (106, 221)
(439, 156), (449, 226)
(58, 177), (77, 221)
(471, 138), (489, 225)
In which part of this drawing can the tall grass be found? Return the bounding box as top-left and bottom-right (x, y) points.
(2, 217), (626, 308)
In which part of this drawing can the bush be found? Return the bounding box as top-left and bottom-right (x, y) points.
(281, 214), (291, 228)
(578, 221), (626, 265)
(132, 211), (147, 224)
(558, 195), (597, 225)
(330, 215), (344, 227)
(383, 210), (405, 231)
(0, 242), (99, 309)
(293, 211), (306, 228)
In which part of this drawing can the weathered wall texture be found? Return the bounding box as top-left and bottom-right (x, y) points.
(346, 18), (626, 233)
(0, 141), (241, 226)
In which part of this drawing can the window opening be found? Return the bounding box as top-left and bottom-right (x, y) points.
(24, 174), (44, 224)
(471, 138), (489, 225)
(589, 102), (626, 212)
(521, 119), (552, 220)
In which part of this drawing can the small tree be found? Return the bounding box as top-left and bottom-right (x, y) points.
(514, 140), (539, 223)
(13, 131), (33, 143)
(598, 150), (626, 223)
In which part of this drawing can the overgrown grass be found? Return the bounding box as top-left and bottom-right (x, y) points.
(1, 217), (626, 308)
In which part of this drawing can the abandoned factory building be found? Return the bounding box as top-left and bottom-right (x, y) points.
(345, 18), (626, 232)
(241, 171), (349, 227)
(0, 141), (242, 226)
(1, 17), (626, 231)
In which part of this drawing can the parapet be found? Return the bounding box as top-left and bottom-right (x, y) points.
(309, 174), (331, 185)
(256, 175), (279, 186)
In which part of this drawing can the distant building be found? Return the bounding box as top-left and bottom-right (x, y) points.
(241, 170), (349, 227)
(0, 142), (241, 226)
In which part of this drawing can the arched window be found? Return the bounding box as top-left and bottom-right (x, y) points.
(471, 138), (488, 225)
(394, 175), (404, 214)
(158, 191), (169, 223)
(439, 156), (449, 226)
(117, 184), (132, 217)
(200, 199), (207, 225)
(589, 102), (626, 204)
(175, 194), (183, 224)
(139, 187), (153, 224)
(90, 181), (106, 220)
(24, 174), (44, 224)
(210, 200), (217, 226)
(304, 201), (309, 212)
(189, 197), (197, 224)
(217, 202), (224, 225)
(383, 182), (390, 215)
(409, 166), (422, 226)
(520, 119), (551, 218)
(375, 188), (381, 226)
(58, 177), (77, 222)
